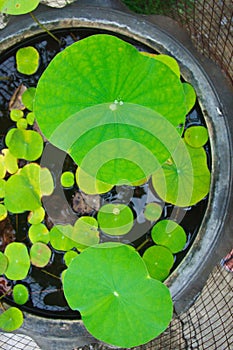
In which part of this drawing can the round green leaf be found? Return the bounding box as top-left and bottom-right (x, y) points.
(64, 250), (78, 267)
(13, 284), (29, 305)
(28, 206), (45, 225)
(151, 220), (186, 253)
(30, 242), (51, 268)
(16, 47), (39, 75)
(16, 117), (27, 130)
(0, 155), (6, 179)
(144, 202), (163, 221)
(0, 179), (6, 197)
(183, 82), (196, 113)
(10, 109), (24, 122)
(75, 167), (113, 195)
(49, 225), (78, 251)
(0, 251), (8, 274)
(2, 149), (18, 174)
(152, 141), (210, 206)
(63, 243), (173, 348)
(60, 171), (74, 188)
(0, 0), (40, 15)
(22, 87), (36, 111)
(4, 242), (30, 280)
(0, 307), (23, 332)
(143, 245), (174, 281)
(0, 204), (7, 221)
(26, 112), (35, 125)
(72, 216), (99, 248)
(97, 203), (134, 235)
(184, 126), (209, 148)
(28, 223), (49, 244)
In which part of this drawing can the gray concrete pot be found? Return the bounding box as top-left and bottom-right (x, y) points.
(0, 1), (232, 349)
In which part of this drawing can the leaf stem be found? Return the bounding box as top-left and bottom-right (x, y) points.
(0, 76), (11, 81)
(41, 269), (60, 280)
(29, 12), (61, 45)
(136, 238), (150, 252)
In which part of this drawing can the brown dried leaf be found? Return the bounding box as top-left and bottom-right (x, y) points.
(9, 84), (27, 111)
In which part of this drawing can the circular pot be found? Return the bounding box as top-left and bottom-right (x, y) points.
(0, 1), (232, 349)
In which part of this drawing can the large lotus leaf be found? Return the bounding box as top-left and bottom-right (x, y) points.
(4, 242), (30, 280)
(5, 128), (43, 161)
(152, 141), (210, 206)
(63, 243), (173, 347)
(0, 0), (40, 15)
(34, 34), (187, 184)
(4, 163), (54, 213)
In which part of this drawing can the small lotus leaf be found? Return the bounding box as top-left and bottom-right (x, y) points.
(49, 225), (78, 251)
(16, 47), (39, 75)
(30, 242), (51, 267)
(143, 245), (174, 281)
(152, 141), (210, 206)
(0, 155), (6, 179)
(22, 87), (36, 111)
(183, 83), (196, 113)
(97, 203), (134, 235)
(4, 163), (54, 213)
(63, 243), (173, 347)
(0, 204), (7, 221)
(144, 202), (163, 221)
(26, 112), (35, 125)
(28, 223), (49, 244)
(0, 0), (40, 15)
(4, 242), (30, 280)
(64, 250), (78, 267)
(28, 206), (45, 225)
(60, 171), (74, 188)
(75, 167), (113, 195)
(0, 307), (24, 332)
(13, 284), (29, 305)
(16, 117), (27, 130)
(0, 179), (6, 197)
(184, 126), (209, 148)
(5, 128), (43, 161)
(0, 251), (8, 274)
(2, 149), (18, 174)
(72, 216), (99, 247)
(10, 109), (24, 122)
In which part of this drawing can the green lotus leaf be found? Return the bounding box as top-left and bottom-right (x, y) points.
(13, 284), (29, 305)
(5, 128), (43, 161)
(34, 34), (188, 184)
(143, 245), (174, 281)
(0, 0), (40, 15)
(0, 155), (6, 179)
(72, 216), (99, 248)
(28, 223), (49, 244)
(28, 206), (45, 225)
(4, 163), (54, 213)
(10, 109), (24, 122)
(60, 171), (75, 188)
(63, 242), (173, 347)
(4, 242), (30, 280)
(64, 250), (78, 267)
(75, 167), (113, 195)
(154, 54), (180, 77)
(16, 117), (27, 130)
(22, 87), (36, 111)
(151, 220), (186, 253)
(152, 141), (210, 206)
(0, 307), (24, 332)
(16, 47), (39, 75)
(97, 203), (134, 235)
(26, 112), (35, 125)
(144, 202), (163, 221)
(2, 149), (18, 174)
(183, 82), (196, 113)
(0, 179), (6, 197)
(0, 251), (8, 274)
(0, 204), (7, 221)
(49, 225), (78, 251)
(30, 242), (51, 268)
(184, 125), (209, 148)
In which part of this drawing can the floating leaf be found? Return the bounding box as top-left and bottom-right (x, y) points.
(0, 307), (23, 332)
(30, 242), (51, 267)
(4, 242), (30, 280)
(63, 243), (173, 348)
(0, 0), (40, 15)
(64, 250), (78, 267)
(183, 83), (196, 113)
(26, 112), (35, 125)
(151, 220), (186, 253)
(16, 117), (27, 130)
(16, 47), (39, 75)
(49, 225), (78, 251)
(28, 206), (45, 225)
(22, 87), (36, 111)
(60, 171), (74, 188)
(72, 216), (99, 248)
(1, 149), (18, 174)
(143, 245), (174, 281)
(152, 141), (210, 206)
(0, 155), (6, 179)
(97, 203), (134, 235)
(0, 251), (8, 274)
(10, 109), (23, 122)
(184, 126), (208, 148)
(13, 284), (29, 305)
(0, 204), (7, 221)
(144, 202), (163, 221)
(4, 163), (54, 213)
(28, 223), (49, 244)
(0, 179), (6, 197)
(75, 167), (113, 195)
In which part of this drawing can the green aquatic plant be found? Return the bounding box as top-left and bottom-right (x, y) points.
(0, 0), (40, 15)
(184, 125), (209, 148)
(4, 242), (30, 280)
(28, 223), (49, 244)
(22, 87), (36, 110)
(16, 46), (40, 75)
(30, 242), (51, 267)
(143, 245), (174, 281)
(0, 307), (24, 332)
(60, 171), (75, 188)
(13, 284), (29, 305)
(144, 202), (163, 221)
